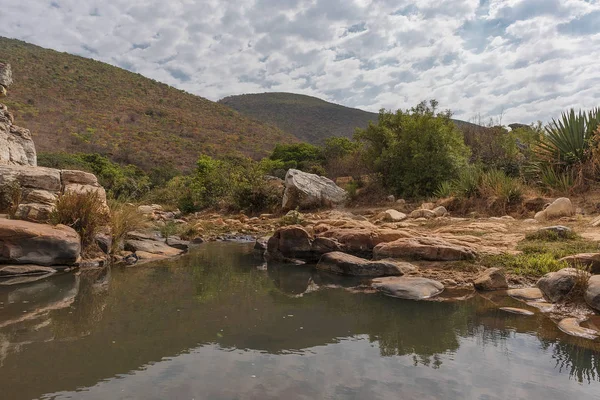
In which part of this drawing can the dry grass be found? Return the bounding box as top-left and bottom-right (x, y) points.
(109, 201), (147, 253)
(50, 190), (109, 248)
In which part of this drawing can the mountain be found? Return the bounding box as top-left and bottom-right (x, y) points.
(219, 92), (486, 145)
(0, 37), (297, 172)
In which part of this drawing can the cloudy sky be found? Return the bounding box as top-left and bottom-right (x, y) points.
(2, 0), (600, 124)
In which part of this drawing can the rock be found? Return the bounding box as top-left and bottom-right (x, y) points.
(535, 197), (574, 221)
(396, 199), (406, 205)
(473, 268), (508, 291)
(421, 202), (435, 210)
(166, 236), (190, 251)
(266, 226), (315, 261)
(124, 239), (183, 257)
(561, 253), (600, 274)
(373, 237), (477, 261)
(317, 227), (411, 256)
(61, 170), (99, 186)
(0, 264), (57, 277)
(537, 268), (590, 303)
(0, 219), (80, 265)
(584, 275), (600, 311)
(282, 169), (347, 210)
(557, 318), (599, 340)
(137, 205), (154, 214)
(0, 123), (37, 166)
(537, 225), (572, 238)
(382, 209), (407, 222)
(432, 206), (448, 217)
(507, 287), (544, 301)
(590, 215), (600, 227)
(94, 233), (112, 254)
(499, 307), (534, 316)
(0, 165), (60, 191)
(135, 251), (169, 261)
(15, 203), (54, 222)
(254, 237), (268, 252)
(317, 252), (416, 277)
(311, 237), (343, 254)
(63, 183), (107, 204)
(23, 189), (57, 205)
(0, 62), (12, 88)
(372, 276), (444, 300)
(386, 195), (395, 202)
(409, 209), (436, 219)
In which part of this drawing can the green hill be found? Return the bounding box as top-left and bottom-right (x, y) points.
(219, 92), (378, 144)
(0, 37), (297, 172)
(219, 92), (486, 144)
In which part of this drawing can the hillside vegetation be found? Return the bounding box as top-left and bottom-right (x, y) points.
(219, 92), (486, 144)
(0, 37), (296, 172)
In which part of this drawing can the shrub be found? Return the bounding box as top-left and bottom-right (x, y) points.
(356, 100), (470, 198)
(269, 143), (323, 166)
(0, 181), (22, 218)
(109, 201), (146, 253)
(280, 209), (304, 225)
(451, 166), (482, 198)
(479, 169), (523, 205)
(159, 221), (178, 241)
(50, 190), (109, 248)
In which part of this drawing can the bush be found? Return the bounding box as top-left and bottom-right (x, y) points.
(0, 181), (22, 218)
(50, 190), (109, 248)
(270, 143), (323, 165)
(356, 100), (470, 198)
(109, 201), (146, 253)
(479, 169), (523, 205)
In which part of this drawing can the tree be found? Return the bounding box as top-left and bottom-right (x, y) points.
(355, 100), (470, 198)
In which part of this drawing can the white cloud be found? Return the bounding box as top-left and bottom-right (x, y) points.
(1, 0), (600, 124)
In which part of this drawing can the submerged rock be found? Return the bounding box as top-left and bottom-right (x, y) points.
(373, 237), (476, 261)
(537, 268), (590, 303)
(473, 268), (508, 291)
(558, 318), (599, 340)
(0, 219), (80, 265)
(499, 307), (534, 316)
(282, 169), (347, 210)
(372, 276), (444, 300)
(317, 251), (416, 277)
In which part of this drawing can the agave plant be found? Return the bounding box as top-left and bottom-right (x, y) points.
(536, 107), (600, 166)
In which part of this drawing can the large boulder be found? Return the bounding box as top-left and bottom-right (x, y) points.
(373, 237), (477, 261)
(585, 275), (600, 311)
(473, 267), (508, 291)
(0, 165), (60, 191)
(266, 226), (315, 261)
(0, 219), (80, 265)
(537, 268), (590, 303)
(372, 276), (444, 300)
(282, 169), (347, 210)
(560, 253), (600, 274)
(0, 122), (37, 166)
(534, 197), (574, 221)
(316, 251), (416, 277)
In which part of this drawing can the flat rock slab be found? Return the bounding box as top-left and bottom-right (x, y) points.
(373, 237), (476, 261)
(558, 318), (599, 340)
(499, 307), (534, 316)
(317, 251), (416, 277)
(0, 264), (57, 276)
(124, 239), (183, 256)
(507, 288), (544, 301)
(372, 276), (444, 300)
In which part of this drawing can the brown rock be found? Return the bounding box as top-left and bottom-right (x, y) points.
(266, 226), (315, 261)
(507, 287), (544, 301)
(473, 268), (508, 291)
(372, 276), (444, 300)
(560, 253), (600, 274)
(317, 251), (415, 277)
(537, 268), (590, 303)
(373, 237), (477, 261)
(0, 219), (80, 265)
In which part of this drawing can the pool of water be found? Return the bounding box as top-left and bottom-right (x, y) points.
(1, 242), (599, 400)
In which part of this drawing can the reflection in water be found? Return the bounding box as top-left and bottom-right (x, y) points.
(0, 242), (599, 400)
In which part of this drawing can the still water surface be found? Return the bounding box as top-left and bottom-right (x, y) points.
(1, 242), (599, 400)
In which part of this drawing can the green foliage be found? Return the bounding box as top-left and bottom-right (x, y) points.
(537, 108), (600, 166)
(50, 190), (109, 249)
(38, 152), (151, 200)
(479, 169), (524, 205)
(434, 181), (454, 199)
(269, 143), (324, 173)
(484, 253), (566, 277)
(355, 100), (470, 198)
(451, 166), (482, 198)
(323, 136), (360, 159)
(280, 209), (304, 225)
(160, 221), (178, 241)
